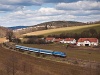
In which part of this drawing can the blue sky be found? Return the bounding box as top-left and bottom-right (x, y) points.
(0, 0), (100, 27)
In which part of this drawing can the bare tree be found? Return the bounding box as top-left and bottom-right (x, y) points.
(4, 54), (18, 75)
(6, 30), (14, 42)
(29, 64), (33, 75)
(4, 62), (11, 75)
(21, 61), (33, 75)
(22, 62), (28, 75)
(95, 64), (100, 75)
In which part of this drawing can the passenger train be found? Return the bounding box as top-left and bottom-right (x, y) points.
(15, 45), (66, 58)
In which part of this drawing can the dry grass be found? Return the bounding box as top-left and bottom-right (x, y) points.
(23, 24), (100, 36)
(0, 44), (98, 75)
(21, 44), (100, 62)
(0, 38), (8, 43)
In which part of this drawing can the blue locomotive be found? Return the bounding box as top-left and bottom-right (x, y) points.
(15, 45), (66, 58)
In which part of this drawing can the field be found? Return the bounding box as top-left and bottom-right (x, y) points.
(0, 24), (100, 75)
(21, 43), (100, 62)
(23, 24), (100, 36)
(0, 44), (99, 75)
(0, 38), (8, 43)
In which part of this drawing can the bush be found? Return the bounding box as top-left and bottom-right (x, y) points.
(24, 35), (44, 38)
(35, 53), (40, 57)
(12, 38), (21, 43)
(73, 60), (79, 64)
(23, 38), (47, 44)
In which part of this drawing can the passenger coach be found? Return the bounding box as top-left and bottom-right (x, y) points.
(15, 45), (66, 58)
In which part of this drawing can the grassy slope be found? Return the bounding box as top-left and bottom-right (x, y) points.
(0, 44), (97, 75)
(21, 24), (100, 62)
(21, 44), (100, 62)
(50, 24), (100, 35)
(23, 24), (100, 36)
(0, 38), (7, 43)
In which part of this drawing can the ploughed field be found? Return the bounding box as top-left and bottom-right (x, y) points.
(0, 44), (99, 75)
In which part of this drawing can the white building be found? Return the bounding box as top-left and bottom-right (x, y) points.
(77, 38), (99, 46)
(45, 37), (55, 42)
(60, 38), (76, 44)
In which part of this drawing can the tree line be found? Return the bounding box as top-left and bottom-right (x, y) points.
(5, 28), (100, 44)
(47, 28), (100, 41)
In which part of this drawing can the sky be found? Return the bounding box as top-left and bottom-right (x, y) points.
(0, 0), (100, 27)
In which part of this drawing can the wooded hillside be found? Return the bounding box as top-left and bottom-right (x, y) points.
(13, 21), (86, 37)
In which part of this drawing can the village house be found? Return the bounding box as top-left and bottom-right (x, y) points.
(77, 38), (99, 46)
(45, 37), (76, 44)
(45, 37), (55, 42)
(54, 38), (63, 43)
(60, 38), (76, 44)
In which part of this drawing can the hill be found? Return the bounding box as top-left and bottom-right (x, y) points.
(23, 24), (100, 36)
(8, 26), (29, 30)
(0, 44), (99, 75)
(13, 21), (86, 37)
(0, 26), (9, 38)
(33, 21), (85, 28)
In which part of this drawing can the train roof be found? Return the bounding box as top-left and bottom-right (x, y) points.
(15, 45), (66, 56)
(53, 51), (66, 56)
(39, 49), (53, 52)
(29, 48), (40, 52)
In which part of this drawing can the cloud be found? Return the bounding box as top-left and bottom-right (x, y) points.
(64, 10), (100, 17)
(56, 1), (100, 10)
(37, 7), (65, 16)
(0, 6), (99, 27)
(0, 0), (100, 27)
(0, 3), (24, 11)
(0, 0), (99, 12)
(0, 0), (70, 8)
(0, 0), (41, 6)
(0, 0), (42, 12)
(75, 14), (100, 22)
(0, 0), (80, 5)
(0, 7), (76, 27)
(41, 0), (79, 3)
(36, 0), (100, 3)
(55, 0), (100, 19)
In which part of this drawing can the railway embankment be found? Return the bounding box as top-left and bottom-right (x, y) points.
(2, 42), (100, 69)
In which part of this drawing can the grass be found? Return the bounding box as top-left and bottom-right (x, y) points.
(0, 37), (7, 43)
(22, 24), (100, 37)
(20, 43), (100, 62)
(48, 24), (100, 35)
(66, 50), (100, 61)
(0, 44), (98, 75)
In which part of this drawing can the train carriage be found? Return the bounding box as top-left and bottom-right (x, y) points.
(53, 51), (66, 58)
(15, 45), (66, 58)
(29, 48), (40, 53)
(15, 45), (22, 49)
(39, 49), (53, 55)
(20, 47), (29, 51)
